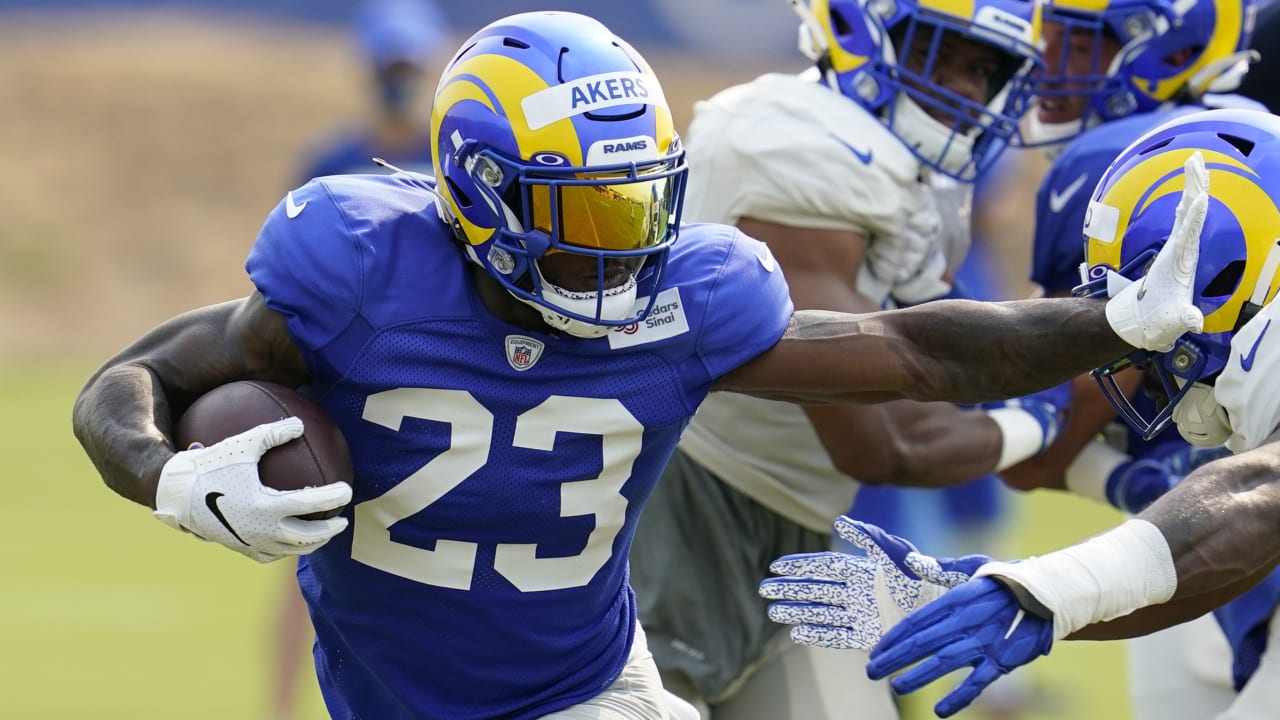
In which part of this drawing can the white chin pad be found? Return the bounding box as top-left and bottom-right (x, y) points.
(891, 94), (975, 176)
(528, 273), (640, 338)
(1172, 381), (1232, 447)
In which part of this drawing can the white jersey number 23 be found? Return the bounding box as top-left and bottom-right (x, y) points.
(350, 388), (640, 592)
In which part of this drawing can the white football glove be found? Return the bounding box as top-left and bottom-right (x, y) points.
(759, 516), (988, 651)
(1216, 295), (1280, 453)
(1105, 152), (1207, 352)
(865, 179), (960, 306)
(154, 417), (352, 563)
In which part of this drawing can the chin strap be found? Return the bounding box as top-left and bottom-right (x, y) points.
(517, 269), (641, 339)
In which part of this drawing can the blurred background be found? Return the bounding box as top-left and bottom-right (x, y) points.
(0, 1), (1124, 718)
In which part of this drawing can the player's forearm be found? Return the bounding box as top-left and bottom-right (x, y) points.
(814, 399), (1003, 484)
(72, 363), (176, 508)
(891, 297), (1130, 403)
(987, 446), (1280, 642)
(1141, 444), (1280, 602)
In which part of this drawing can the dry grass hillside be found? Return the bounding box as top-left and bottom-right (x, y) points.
(0, 11), (779, 361)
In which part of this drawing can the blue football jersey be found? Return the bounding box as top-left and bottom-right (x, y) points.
(246, 173), (793, 720)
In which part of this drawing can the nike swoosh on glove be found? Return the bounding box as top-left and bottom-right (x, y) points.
(867, 577), (1054, 718)
(1105, 152), (1207, 352)
(154, 417), (352, 563)
(760, 516), (989, 651)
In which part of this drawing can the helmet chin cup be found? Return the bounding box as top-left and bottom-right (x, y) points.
(891, 94), (975, 177)
(1172, 381), (1232, 447)
(520, 272), (643, 338)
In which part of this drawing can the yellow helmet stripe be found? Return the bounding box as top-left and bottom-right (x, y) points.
(812, 0), (868, 74)
(1143, 2), (1243, 99)
(919, 0), (977, 21)
(1088, 147), (1249, 268)
(1089, 147), (1280, 332)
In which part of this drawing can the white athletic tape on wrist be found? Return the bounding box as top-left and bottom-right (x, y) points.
(989, 407), (1046, 472)
(1063, 441), (1129, 506)
(973, 519), (1176, 640)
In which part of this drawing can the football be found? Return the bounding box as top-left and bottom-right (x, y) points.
(174, 380), (353, 519)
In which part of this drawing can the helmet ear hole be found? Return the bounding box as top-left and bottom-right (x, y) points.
(445, 177), (474, 209)
(830, 8), (854, 35)
(1203, 259), (1246, 298)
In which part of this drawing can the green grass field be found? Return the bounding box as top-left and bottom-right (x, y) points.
(3, 362), (1129, 719)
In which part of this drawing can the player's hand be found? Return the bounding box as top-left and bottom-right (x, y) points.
(867, 577), (1054, 718)
(1103, 457), (1177, 514)
(760, 516), (990, 651)
(1215, 295), (1280, 452)
(1106, 444), (1232, 513)
(983, 381), (1071, 459)
(889, 247), (954, 306)
(1105, 152), (1207, 352)
(154, 417), (352, 563)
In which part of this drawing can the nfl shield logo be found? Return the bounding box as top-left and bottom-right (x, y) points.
(505, 334), (545, 372)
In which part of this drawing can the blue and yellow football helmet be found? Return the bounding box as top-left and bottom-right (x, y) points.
(1025, 0), (1259, 146)
(790, 0), (1043, 181)
(429, 12), (688, 337)
(1076, 108), (1280, 440)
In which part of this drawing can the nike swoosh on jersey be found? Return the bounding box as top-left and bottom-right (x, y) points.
(755, 243), (776, 272)
(1240, 319), (1272, 372)
(829, 134), (873, 165)
(205, 492), (250, 546)
(1048, 173), (1089, 213)
(285, 191), (308, 219)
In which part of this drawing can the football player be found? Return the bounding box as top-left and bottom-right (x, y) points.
(629, 1), (1057, 717)
(764, 109), (1280, 719)
(296, 0), (447, 182)
(275, 3), (451, 718)
(72, 11), (1201, 720)
(993, 1), (1274, 716)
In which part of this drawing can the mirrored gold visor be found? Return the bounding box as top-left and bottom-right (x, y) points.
(528, 171), (676, 252)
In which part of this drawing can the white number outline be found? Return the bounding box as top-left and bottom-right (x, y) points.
(352, 388), (642, 592)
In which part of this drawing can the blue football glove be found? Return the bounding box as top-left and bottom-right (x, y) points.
(981, 380), (1071, 463)
(866, 577), (1054, 718)
(1107, 444), (1232, 514)
(1104, 458), (1177, 514)
(760, 516), (990, 651)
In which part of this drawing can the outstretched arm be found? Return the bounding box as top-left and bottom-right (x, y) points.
(719, 297), (1130, 405)
(731, 217), (1048, 487)
(1074, 435), (1280, 638)
(721, 152), (1206, 407)
(72, 293), (308, 508)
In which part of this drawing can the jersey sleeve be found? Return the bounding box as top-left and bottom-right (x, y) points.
(245, 179), (364, 358)
(1031, 146), (1114, 295)
(693, 228), (794, 379)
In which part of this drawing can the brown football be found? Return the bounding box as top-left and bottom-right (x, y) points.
(174, 380), (353, 519)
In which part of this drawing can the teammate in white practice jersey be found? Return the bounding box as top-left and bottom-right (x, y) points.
(629, 1), (1054, 717)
